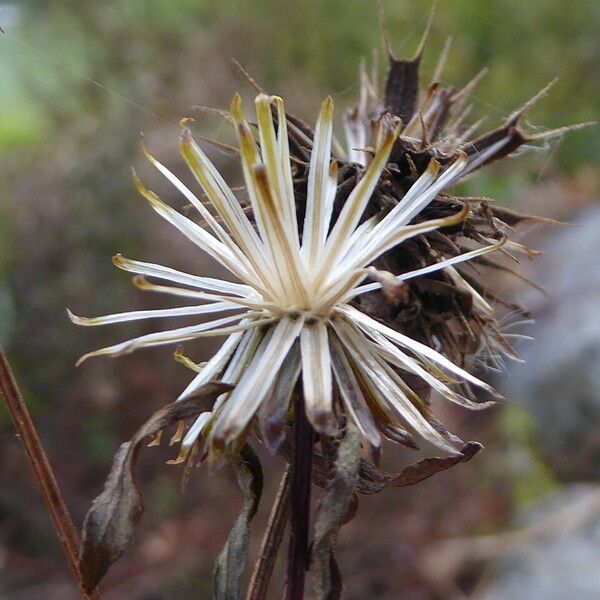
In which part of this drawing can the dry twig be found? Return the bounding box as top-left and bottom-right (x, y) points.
(0, 345), (101, 600)
(246, 466), (292, 600)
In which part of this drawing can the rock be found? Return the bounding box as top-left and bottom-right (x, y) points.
(502, 206), (600, 480)
(480, 485), (600, 600)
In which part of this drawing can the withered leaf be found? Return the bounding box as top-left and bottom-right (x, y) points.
(79, 381), (232, 593)
(310, 423), (360, 600)
(280, 434), (482, 500)
(356, 441), (483, 495)
(388, 441), (482, 487)
(356, 457), (393, 495)
(213, 444), (263, 600)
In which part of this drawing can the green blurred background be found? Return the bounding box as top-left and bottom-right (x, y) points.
(0, 1), (598, 599)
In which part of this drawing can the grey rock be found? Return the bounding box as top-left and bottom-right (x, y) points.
(480, 485), (600, 600)
(501, 206), (600, 480)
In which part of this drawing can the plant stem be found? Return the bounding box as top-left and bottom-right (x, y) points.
(0, 345), (101, 600)
(284, 394), (314, 600)
(246, 465), (291, 600)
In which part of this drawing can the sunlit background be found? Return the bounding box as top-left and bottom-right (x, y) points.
(1, 1), (599, 598)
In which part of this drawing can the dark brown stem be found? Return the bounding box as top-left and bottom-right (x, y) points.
(284, 394), (314, 600)
(0, 345), (101, 600)
(246, 465), (292, 600)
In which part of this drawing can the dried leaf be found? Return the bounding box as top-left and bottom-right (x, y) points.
(79, 442), (140, 593)
(389, 441), (482, 486)
(213, 444), (263, 600)
(310, 423), (361, 600)
(355, 456), (391, 495)
(79, 381), (231, 593)
(356, 441), (483, 495)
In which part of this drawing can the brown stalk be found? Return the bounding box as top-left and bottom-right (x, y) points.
(246, 465), (292, 600)
(0, 345), (101, 600)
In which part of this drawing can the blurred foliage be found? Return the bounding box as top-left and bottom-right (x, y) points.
(0, 1), (598, 160)
(490, 405), (559, 508)
(0, 1), (598, 597)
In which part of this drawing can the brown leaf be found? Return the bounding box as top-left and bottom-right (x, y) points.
(355, 457), (392, 495)
(357, 442), (483, 495)
(388, 441), (482, 487)
(310, 423), (361, 600)
(79, 381), (232, 593)
(213, 444), (263, 600)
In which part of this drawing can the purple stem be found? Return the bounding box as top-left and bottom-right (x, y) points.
(284, 393), (314, 600)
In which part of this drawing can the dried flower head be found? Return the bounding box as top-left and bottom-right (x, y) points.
(334, 29), (584, 383)
(69, 86), (509, 460)
(69, 13), (591, 596)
